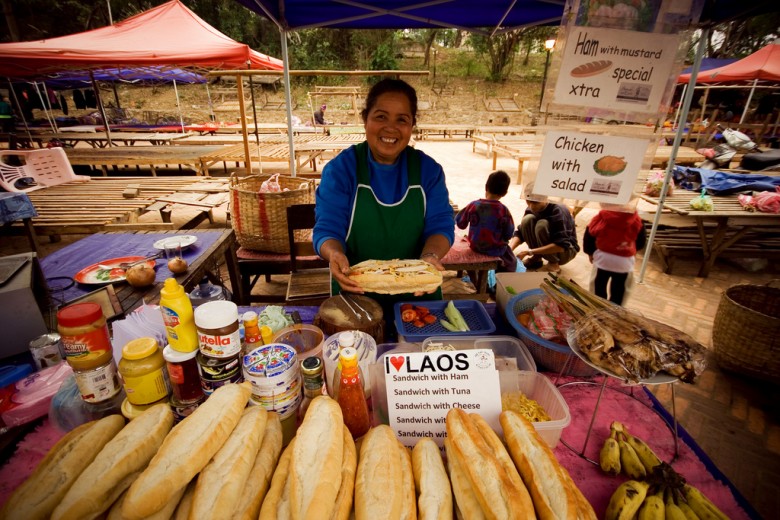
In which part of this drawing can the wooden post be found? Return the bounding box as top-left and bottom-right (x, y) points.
(236, 76), (252, 175)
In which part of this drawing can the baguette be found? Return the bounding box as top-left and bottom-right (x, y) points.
(559, 465), (597, 520)
(122, 382), (252, 519)
(354, 425), (404, 520)
(172, 480), (197, 520)
(412, 438), (453, 520)
(500, 410), (579, 520)
(446, 408), (534, 519)
(0, 415), (125, 520)
(329, 426), (357, 520)
(190, 405), (268, 520)
(444, 438), (486, 520)
(259, 439), (295, 520)
(290, 396), (344, 520)
(233, 411), (283, 520)
(53, 403), (174, 520)
(107, 483), (187, 520)
(347, 259), (443, 295)
(398, 441), (417, 520)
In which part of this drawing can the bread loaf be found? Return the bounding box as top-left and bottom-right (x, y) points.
(329, 426), (357, 520)
(0, 415), (125, 520)
(259, 439), (295, 520)
(347, 259), (443, 294)
(444, 438), (485, 520)
(290, 396), (344, 520)
(107, 484), (187, 520)
(52, 403), (174, 520)
(355, 425), (405, 520)
(172, 480), (197, 520)
(234, 411), (283, 520)
(445, 407), (535, 519)
(190, 405), (268, 520)
(122, 382), (251, 519)
(412, 438), (452, 520)
(398, 440), (417, 520)
(560, 464), (598, 520)
(500, 410), (580, 520)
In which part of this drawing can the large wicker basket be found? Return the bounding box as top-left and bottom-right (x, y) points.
(712, 283), (780, 383)
(506, 290), (598, 377)
(229, 174), (316, 253)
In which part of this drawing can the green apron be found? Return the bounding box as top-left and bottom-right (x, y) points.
(332, 142), (441, 314)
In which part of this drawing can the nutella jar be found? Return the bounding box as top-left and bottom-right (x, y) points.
(194, 301), (241, 358)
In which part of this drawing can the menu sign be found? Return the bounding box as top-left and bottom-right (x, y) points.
(385, 349), (502, 448)
(553, 26), (678, 114)
(535, 130), (649, 203)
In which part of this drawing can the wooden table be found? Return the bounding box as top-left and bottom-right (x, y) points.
(39, 229), (241, 313)
(652, 146), (702, 168)
(65, 145), (224, 176)
(415, 124), (476, 140)
(0, 176), (229, 239)
(48, 132), (190, 148)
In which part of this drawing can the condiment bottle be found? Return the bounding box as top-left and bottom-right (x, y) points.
(159, 278), (198, 353)
(298, 356), (326, 423)
(119, 337), (170, 405)
(163, 345), (204, 402)
(330, 331), (356, 400)
(57, 302), (122, 404)
(336, 347), (370, 439)
(243, 311), (263, 355)
(260, 326), (274, 345)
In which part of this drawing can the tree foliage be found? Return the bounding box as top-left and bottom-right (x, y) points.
(706, 13), (780, 58)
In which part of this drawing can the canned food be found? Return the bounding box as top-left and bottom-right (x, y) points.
(29, 333), (64, 370)
(196, 351), (242, 395)
(171, 395), (206, 423)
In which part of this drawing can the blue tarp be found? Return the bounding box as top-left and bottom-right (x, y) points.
(672, 166), (780, 195)
(39, 67), (206, 90)
(681, 58), (739, 74)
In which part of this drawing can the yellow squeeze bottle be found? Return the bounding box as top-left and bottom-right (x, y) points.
(159, 278), (199, 353)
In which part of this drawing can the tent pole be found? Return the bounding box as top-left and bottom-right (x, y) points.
(205, 83), (216, 122)
(739, 78), (758, 124)
(6, 79), (33, 146)
(112, 83), (121, 108)
(90, 72), (113, 148)
(639, 28), (709, 283)
(173, 79), (185, 133)
(672, 83), (686, 132)
(281, 30), (297, 177)
(248, 62), (263, 173)
(32, 82), (57, 134)
(236, 74), (252, 175)
(41, 81), (60, 134)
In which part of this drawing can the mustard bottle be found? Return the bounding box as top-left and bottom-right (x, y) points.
(159, 278), (198, 352)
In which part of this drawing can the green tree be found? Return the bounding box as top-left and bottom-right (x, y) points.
(469, 30), (524, 82)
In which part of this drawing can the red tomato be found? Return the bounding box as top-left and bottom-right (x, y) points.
(422, 314), (437, 324)
(401, 309), (417, 323)
(109, 268), (125, 278)
(400, 303), (414, 312)
(414, 306), (431, 317)
(413, 319), (425, 328)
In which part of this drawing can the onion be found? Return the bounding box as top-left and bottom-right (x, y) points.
(125, 264), (156, 288)
(167, 257), (189, 274)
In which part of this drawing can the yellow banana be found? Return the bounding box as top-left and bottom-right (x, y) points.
(600, 429), (621, 475)
(605, 480), (650, 520)
(618, 433), (647, 479)
(665, 491), (689, 520)
(638, 490), (665, 520)
(682, 485), (729, 520)
(677, 501), (700, 520)
(625, 431), (663, 472)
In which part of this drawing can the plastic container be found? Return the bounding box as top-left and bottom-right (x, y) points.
(195, 301), (241, 358)
(394, 300), (495, 342)
(499, 370), (570, 448)
(121, 396), (168, 421)
(322, 331), (376, 398)
(271, 324), (324, 361)
(506, 290), (598, 377)
(119, 338), (170, 406)
(159, 278), (198, 353)
(57, 303), (113, 371)
(421, 336), (536, 373)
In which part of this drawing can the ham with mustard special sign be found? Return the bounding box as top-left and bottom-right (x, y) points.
(552, 25), (679, 114)
(384, 349), (502, 448)
(535, 130), (650, 204)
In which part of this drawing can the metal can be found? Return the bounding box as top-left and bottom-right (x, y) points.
(196, 351), (242, 396)
(28, 333), (64, 370)
(170, 395), (206, 423)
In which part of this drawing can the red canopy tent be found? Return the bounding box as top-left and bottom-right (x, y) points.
(0, 0), (282, 78)
(677, 39), (780, 84)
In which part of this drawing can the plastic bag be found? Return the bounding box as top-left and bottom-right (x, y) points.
(260, 173), (282, 193)
(690, 188), (714, 211)
(644, 171), (674, 197)
(528, 296), (572, 342)
(258, 305), (294, 333)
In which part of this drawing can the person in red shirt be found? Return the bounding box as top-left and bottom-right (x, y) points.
(583, 208), (647, 305)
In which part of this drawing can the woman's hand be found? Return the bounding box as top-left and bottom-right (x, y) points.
(517, 250), (532, 260)
(415, 252), (445, 296)
(328, 250), (364, 294)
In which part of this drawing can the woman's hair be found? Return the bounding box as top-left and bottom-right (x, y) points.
(361, 78), (418, 125)
(485, 170), (511, 197)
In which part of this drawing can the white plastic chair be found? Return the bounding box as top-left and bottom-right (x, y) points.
(0, 148), (90, 193)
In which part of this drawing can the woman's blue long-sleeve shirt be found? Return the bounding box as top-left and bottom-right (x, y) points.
(313, 145), (455, 256)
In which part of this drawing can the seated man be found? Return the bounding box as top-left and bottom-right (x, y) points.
(508, 197), (579, 273)
(313, 104), (329, 125)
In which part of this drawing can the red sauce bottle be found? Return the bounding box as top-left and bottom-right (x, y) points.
(336, 347), (370, 439)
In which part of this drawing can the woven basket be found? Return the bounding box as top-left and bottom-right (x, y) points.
(712, 283), (780, 383)
(229, 174), (315, 253)
(506, 290), (598, 377)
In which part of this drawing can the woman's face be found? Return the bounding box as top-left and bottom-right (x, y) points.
(363, 92), (414, 165)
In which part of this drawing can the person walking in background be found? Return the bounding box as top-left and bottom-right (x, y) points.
(583, 208), (647, 305)
(508, 196), (579, 273)
(455, 170), (519, 273)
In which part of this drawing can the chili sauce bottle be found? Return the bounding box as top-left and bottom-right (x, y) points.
(336, 347), (370, 439)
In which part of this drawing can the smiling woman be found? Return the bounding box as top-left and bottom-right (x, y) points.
(313, 78), (455, 316)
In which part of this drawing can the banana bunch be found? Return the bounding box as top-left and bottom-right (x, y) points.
(600, 421), (661, 478)
(604, 463), (731, 520)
